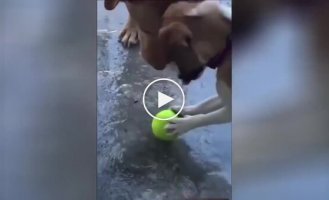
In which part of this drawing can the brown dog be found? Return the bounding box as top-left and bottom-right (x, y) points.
(105, 0), (173, 48)
(105, 0), (198, 69)
(105, 0), (231, 135)
(160, 1), (231, 134)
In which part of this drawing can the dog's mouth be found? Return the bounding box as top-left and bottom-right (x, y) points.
(178, 66), (205, 85)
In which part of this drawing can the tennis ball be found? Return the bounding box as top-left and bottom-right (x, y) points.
(151, 109), (177, 141)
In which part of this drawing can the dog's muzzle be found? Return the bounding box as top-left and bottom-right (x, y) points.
(178, 66), (205, 85)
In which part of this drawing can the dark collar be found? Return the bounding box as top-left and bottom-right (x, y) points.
(206, 37), (231, 69)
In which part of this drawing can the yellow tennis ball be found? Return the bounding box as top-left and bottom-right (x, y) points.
(151, 109), (177, 141)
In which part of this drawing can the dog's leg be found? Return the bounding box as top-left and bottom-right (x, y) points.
(166, 106), (231, 135)
(167, 81), (231, 135)
(172, 73), (224, 115)
(172, 96), (224, 116)
(119, 14), (139, 47)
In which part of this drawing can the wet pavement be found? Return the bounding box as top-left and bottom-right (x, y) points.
(97, 1), (231, 199)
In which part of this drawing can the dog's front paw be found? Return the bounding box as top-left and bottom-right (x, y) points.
(119, 18), (139, 47)
(165, 116), (200, 136)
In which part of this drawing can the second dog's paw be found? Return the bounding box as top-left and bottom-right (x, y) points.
(119, 27), (139, 47)
(119, 19), (139, 47)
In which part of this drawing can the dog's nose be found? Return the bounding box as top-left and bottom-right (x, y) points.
(182, 80), (191, 85)
(104, 0), (119, 10)
(178, 74), (191, 85)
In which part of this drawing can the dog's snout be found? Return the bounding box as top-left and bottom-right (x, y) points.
(104, 0), (120, 10)
(178, 66), (205, 85)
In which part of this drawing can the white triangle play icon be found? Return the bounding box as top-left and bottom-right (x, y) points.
(158, 91), (174, 108)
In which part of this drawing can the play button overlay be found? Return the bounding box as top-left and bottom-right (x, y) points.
(143, 78), (185, 120)
(158, 91), (174, 108)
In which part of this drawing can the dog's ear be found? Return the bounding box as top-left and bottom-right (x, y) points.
(104, 0), (120, 10)
(159, 22), (193, 48)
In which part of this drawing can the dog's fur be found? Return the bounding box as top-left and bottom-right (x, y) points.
(105, 0), (231, 136)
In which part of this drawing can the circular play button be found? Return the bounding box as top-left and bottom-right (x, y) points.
(143, 78), (185, 120)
